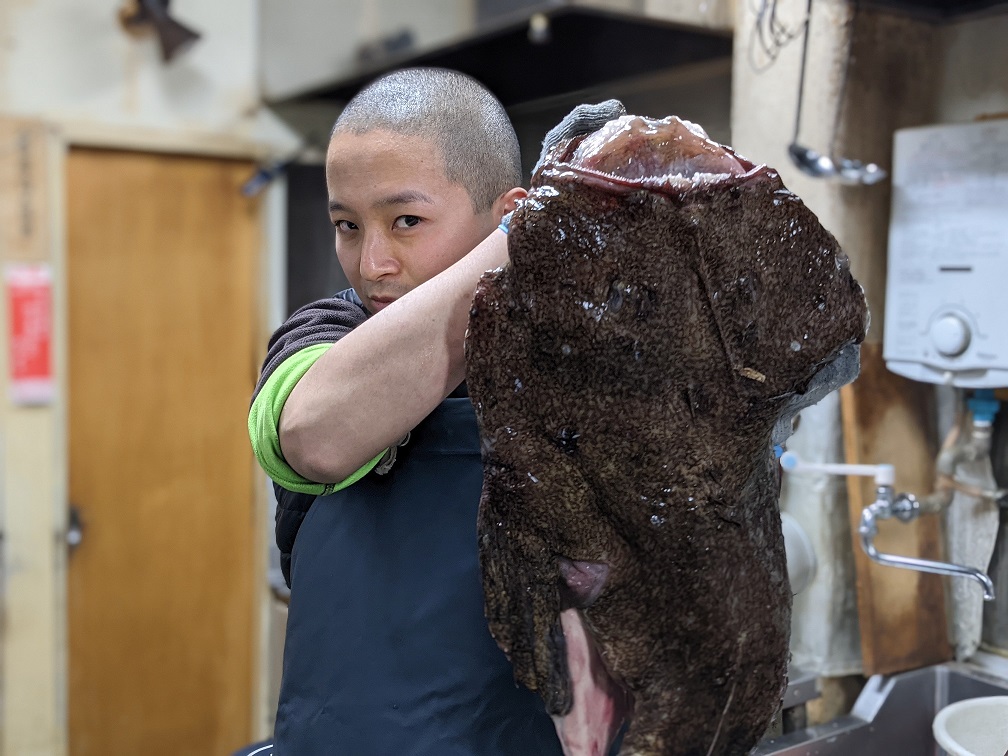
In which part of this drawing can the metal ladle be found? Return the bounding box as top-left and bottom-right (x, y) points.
(788, 0), (887, 185)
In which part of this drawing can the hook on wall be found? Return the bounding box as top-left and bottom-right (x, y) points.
(118, 0), (202, 63)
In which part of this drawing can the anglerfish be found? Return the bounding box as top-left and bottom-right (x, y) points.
(464, 115), (869, 755)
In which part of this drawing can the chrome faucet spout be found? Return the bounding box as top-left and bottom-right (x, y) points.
(860, 529), (996, 600)
(859, 490), (996, 602)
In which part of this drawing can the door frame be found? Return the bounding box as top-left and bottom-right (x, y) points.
(0, 120), (287, 756)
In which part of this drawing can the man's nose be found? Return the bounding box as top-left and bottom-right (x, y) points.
(359, 233), (400, 281)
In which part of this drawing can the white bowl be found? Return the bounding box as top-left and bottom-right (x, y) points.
(780, 512), (816, 595)
(932, 696), (1008, 756)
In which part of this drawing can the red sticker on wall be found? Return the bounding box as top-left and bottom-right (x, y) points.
(6, 264), (53, 405)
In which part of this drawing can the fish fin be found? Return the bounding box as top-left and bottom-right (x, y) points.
(478, 484), (571, 713)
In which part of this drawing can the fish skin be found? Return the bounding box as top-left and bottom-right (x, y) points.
(465, 116), (868, 755)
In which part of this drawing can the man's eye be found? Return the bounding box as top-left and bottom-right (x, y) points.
(394, 215), (421, 229)
(334, 220), (358, 232)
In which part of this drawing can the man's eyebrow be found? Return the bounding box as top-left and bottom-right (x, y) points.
(329, 190), (435, 213)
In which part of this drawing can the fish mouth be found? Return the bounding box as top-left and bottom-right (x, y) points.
(542, 115), (766, 194)
(555, 607), (635, 752)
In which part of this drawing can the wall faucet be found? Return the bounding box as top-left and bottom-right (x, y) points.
(780, 451), (996, 601)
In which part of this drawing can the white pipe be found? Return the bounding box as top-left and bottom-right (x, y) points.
(779, 451), (895, 486)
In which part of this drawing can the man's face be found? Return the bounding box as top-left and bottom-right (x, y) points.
(326, 128), (506, 315)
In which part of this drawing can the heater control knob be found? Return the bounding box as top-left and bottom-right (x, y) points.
(930, 313), (971, 357)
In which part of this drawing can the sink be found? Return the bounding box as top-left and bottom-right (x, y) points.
(756, 654), (1008, 755)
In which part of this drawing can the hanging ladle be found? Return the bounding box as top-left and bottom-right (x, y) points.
(788, 0), (887, 185)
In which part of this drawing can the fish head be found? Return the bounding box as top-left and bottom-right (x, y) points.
(534, 114), (754, 193)
(522, 114), (869, 426)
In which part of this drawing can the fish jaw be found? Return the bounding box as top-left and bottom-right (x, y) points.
(539, 115), (763, 195)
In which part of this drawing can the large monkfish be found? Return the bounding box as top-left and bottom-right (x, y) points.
(464, 115), (869, 755)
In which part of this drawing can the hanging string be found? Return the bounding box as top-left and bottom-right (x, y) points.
(748, 0), (808, 72)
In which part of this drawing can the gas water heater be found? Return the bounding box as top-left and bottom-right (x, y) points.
(884, 119), (1008, 388)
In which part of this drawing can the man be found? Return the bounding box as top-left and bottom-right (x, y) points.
(247, 67), (624, 754)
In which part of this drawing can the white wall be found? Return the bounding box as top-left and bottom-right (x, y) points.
(0, 0), (296, 150)
(0, 3), (292, 754)
(732, 0), (1008, 683)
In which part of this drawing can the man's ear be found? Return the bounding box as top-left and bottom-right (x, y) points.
(493, 187), (528, 222)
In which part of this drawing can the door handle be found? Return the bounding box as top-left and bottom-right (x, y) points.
(67, 504), (84, 554)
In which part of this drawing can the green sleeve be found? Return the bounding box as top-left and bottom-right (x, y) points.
(248, 343), (385, 495)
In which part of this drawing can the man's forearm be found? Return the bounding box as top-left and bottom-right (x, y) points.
(278, 229), (510, 483)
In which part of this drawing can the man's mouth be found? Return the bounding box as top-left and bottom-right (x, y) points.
(368, 296), (396, 313)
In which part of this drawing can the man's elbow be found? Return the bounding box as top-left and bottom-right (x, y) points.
(278, 408), (358, 485)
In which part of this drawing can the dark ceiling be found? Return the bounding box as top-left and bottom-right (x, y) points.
(862, 0), (1008, 17)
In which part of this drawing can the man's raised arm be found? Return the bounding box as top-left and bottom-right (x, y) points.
(278, 230), (510, 484)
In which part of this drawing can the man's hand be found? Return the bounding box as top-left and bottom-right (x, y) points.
(498, 99), (626, 240)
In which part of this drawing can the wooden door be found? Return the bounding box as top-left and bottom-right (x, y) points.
(67, 148), (262, 755)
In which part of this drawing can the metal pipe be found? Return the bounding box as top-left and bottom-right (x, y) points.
(981, 408), (1008, 653)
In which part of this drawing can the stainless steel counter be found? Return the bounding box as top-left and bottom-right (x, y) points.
(757, 656), (1008, 755)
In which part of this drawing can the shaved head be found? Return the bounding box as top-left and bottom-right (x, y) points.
(333, 67), (522, 212)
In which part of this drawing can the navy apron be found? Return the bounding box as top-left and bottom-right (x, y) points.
(273, 397), (564, 755)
